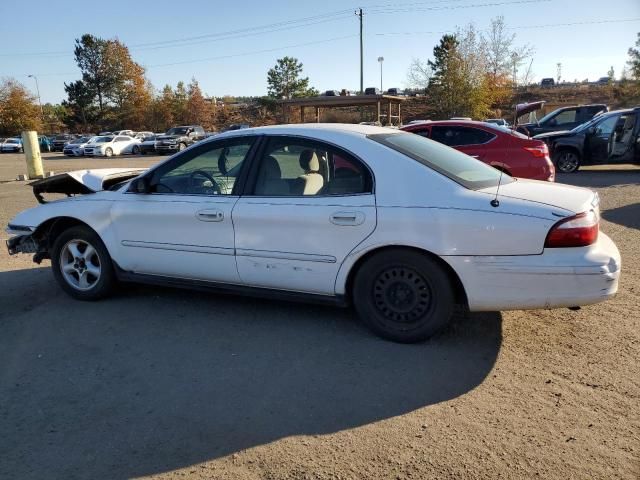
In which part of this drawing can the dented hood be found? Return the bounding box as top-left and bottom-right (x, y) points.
(29, 168), (146, 203)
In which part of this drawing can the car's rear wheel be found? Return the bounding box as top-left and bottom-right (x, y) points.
(132, 145), (140, 155)
(554, 149), (580, 173)
(105, 147), (113, 157)
(353, 249), (454, 343)
(51, 226), (116, 300)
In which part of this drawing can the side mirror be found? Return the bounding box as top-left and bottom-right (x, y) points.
(588, 126), (596, 135)
(130, 176), (151, 194)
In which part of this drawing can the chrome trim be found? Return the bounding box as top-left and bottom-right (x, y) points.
(121, 240), (233, 256)
(236, 248), (337, 263)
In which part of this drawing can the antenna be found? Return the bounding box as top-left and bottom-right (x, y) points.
(491, 169), (504, 208)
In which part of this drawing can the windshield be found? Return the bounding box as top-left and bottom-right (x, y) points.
(368, 132), (512, 190)
(72, 136), (91, 144)
(166, 127), (189, 135)
(7, 139), (19, 144)
(54, 135), (69, 140)
(94, 136), (114, 143)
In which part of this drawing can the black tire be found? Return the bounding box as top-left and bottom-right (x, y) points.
(105, 147), (113, 157)
(554, 149), (580, 173)
(178, 143), (186, 151)
(132, 145), (140, 155)
(352, 249), (454, 343)
(51, 225), (116, 301)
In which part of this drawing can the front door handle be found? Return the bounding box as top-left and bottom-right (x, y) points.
(330, 211), (365, 226)
(196, 209), (224, 222)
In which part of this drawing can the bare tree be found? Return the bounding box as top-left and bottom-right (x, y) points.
(406, 58), (432, 90)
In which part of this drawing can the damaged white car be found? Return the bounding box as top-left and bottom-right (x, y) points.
(6, 124), (621, 343)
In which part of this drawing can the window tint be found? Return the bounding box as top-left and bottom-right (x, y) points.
(553, 110), (577, 125)
(430, 126), (495, 146)
(369, 132), (511, 190)
(150, 138), (254, 195)
(594, 115), (619, 136)
(115, 136), (128, 142)
(252, 137), (372, 196)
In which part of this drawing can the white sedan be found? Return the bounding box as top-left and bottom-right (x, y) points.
(83, 135), (141, 157)
(6, 124), (620, 343)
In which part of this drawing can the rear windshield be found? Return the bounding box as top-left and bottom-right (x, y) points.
(368, 132), (513, 190)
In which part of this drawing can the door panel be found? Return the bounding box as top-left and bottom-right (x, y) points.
(233, 196), (376, 294)
(111, 195), (240, 283)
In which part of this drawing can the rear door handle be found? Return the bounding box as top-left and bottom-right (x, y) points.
(196, 209), (224, 222)
(330, 211), (365, 226)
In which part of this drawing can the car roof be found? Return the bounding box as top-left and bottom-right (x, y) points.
(404, 119), (496, 128)
(213, 123), (398, 140)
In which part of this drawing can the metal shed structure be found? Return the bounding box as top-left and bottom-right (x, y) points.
(278, 94), (407, 126)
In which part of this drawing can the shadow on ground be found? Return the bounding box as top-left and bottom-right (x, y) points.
(602, 202), (640, 230)
(556, 167), (640, 189)
(0, 267), (502, 479)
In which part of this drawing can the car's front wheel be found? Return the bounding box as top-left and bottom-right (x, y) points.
(554, 149), (580, 173)
(51, 226), (116, 300)
(353, 249), (454, 343)
(105, 147), (113, 157)
(132, 145), (140, 155)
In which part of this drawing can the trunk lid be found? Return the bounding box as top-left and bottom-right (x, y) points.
(30, 168), (145, 203)
(478, 179), (599, 216)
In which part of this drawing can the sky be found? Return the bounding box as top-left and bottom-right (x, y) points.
(1, 0), (638, 104)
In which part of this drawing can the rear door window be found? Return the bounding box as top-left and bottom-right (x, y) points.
(430, 126), (495, 146)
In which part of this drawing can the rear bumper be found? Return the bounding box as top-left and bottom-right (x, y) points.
(444, 232), (620, 311)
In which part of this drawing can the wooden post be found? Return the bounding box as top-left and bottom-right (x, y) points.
(388, 101), (393, 126)
(316, 107), (321, 123)
(21, 131), (43, 179)
(300, 106), (305, 123)
(398, 102), (401, 126)
(377, 101), (381, 124)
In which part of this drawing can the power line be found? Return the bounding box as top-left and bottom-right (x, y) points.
(0, 0), (551, 58)
(374, 17), (640, 36)
(143, 35), (358, 69)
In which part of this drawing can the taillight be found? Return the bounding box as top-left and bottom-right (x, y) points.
(544, 211), (599, 248)
(523, 144), (549, 158)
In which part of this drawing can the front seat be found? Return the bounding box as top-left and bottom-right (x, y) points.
(256, 155), (290, 195)
(295, 150), (324, 195)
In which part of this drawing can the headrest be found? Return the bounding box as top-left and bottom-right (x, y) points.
(299, 150), (320, 173)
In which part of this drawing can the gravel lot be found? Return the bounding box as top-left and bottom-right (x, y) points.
(0, 152), (638, 479)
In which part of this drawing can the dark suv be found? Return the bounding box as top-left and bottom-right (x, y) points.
(535, 107), (640, 173)
(155, 125), (206, 154)
(517, 104), (607, 137)
(51, 134), (79, 152)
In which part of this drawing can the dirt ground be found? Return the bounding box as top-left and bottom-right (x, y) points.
(0, 152), (638, 480)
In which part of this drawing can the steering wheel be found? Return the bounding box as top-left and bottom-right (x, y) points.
(189, 170), (221, 194)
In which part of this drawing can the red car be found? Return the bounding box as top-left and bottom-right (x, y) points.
(400, 120), (555, 181)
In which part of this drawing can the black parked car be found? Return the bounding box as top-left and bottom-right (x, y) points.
(364, 87), (381, 95)
(155, 125), (206, 154)
(517, 104), (607, 137)
(139, 135), (158, 155)
(534, 107), (640, 173)
(51, 134), (79, 152)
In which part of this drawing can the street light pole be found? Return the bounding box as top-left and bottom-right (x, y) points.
(27, 74), (44, 120)
(378, 56), (384, 92)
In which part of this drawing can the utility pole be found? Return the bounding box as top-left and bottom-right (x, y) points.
(378, 56), (384, 91)
(355, 8), (363, 95)
(28, 74), (44, 120)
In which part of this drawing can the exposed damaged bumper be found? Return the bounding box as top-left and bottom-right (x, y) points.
(6, 234), (39, 255)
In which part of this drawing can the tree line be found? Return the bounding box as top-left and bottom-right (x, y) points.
(1, 26), (640, 135)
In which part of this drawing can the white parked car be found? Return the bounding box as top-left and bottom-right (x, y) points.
(6, 124), (621, 342)
(1, 137), (23, 153)
(62, 136), (96, 156)
(83, 135), (141, 157)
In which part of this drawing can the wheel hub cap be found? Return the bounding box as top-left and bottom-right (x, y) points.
(373, 267), (432, 323)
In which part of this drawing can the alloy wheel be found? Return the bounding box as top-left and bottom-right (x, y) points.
(556, 151), (579, 173)
(59, 239), (102, 291)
